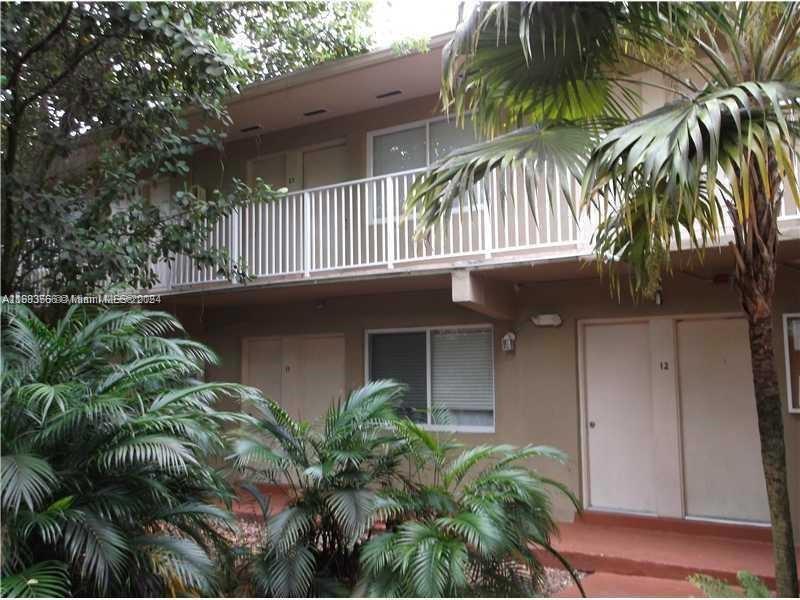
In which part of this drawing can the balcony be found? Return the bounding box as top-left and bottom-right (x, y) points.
(150, 163), (800, 294)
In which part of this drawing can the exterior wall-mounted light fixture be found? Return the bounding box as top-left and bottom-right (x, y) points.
(501, 331), (517, 353)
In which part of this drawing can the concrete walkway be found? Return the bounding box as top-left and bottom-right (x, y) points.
(235, 488), (797, 598)
(557, 573), (702, 598)
(540, 512), (800, 597)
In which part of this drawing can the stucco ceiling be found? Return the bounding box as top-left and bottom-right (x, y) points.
(194, 43), (446, 143)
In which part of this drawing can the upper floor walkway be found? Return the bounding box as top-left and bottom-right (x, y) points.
(150, 161), (800, 295)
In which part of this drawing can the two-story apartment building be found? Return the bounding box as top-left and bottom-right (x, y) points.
(152, 35), (800, 532)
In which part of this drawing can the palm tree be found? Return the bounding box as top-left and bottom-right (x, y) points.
(229, 380), (412, 597)
(231, 379), (581, 597)
(0, 305), (261, 596)
(407, 3), (799, 595)
(358, 419), (583, 597)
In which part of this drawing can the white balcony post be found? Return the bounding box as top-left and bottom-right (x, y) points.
(230, 209), (241, 274)
(482, 176), (494, 259)
(577, 199), (598, 254)
(303, 191), (312, 276)
(386, 176), (396, 268)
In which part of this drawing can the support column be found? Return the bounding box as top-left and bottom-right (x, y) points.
(451, 269), (516, 320)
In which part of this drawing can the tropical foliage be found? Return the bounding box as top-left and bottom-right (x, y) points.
(0, 305), (260, 596)
(231, 380), (580, 597)
(1, 2), (371, 296)
(406, 3), (799, 594)
(689, 571), (771, 598)
(357, 420), (583, 597)
(229, 380), (411, 597)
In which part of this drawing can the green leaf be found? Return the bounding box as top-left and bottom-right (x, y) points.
(0, 561), (70, 598)
(1, 454), (58, 513)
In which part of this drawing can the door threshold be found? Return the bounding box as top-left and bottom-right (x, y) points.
(579, 510), (773, 542)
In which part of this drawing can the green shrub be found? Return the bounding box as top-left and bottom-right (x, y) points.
(357, 419), (583, 597)
(0, 305), (259, 597)
(232, 381), (581, 597)
(229, 380), (409, 596)
(689, 571), (771, 598)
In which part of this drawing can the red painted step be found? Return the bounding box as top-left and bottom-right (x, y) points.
(536, 512), (800, 589)
(555, 572), (703, 598)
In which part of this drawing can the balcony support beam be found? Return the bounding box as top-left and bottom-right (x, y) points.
(451, 269), (516, 320)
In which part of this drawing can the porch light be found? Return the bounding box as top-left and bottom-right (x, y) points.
(501, 331), (516, 353)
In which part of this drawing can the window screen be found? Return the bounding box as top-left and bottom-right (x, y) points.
(372, 126), (427, 176)
(429, 118), (476, 162)
(367, 326), (494, 429)
(369, 332), (427, 422)
(431, 328), (494, 427)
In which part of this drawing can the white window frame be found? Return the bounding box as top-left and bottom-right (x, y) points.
(366, 115), (484, 225)
(783, 313), (800, 414)
(364, 324), (496, 433)
(367, 113), (482, 176)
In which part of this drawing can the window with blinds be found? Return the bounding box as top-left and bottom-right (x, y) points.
(369, 332), (427, 422)
(431, 329), (494, 427)
(367, 326), (495, 430)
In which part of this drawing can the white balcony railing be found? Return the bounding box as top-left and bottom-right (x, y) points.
(149, 160), (800, 293)
(152, 162), (584, 291)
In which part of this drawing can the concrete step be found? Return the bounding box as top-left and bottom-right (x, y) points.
(555, 572), (703, 598)
(537, 512), (799, 589)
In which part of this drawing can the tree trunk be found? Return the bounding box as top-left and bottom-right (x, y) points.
(747, 313), (799, 597)
(732, 155), (799, 596)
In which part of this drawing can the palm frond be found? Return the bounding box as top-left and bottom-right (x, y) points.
(254, 543), (316, 598)
(324, 488), (377, 541)
(267, 505), (315, 553)
(444, 444), (513, 487)
(132, 535), (216, 595)
(0, 561), (70, 598)
(1, 306), (252, 596)
(436, 511), (503, 556)
(584, 81), (800, 296)
(98, 434), (198, 472)
(62, 513), (128, 593)
(1, 454), (58, 514)
(442, 2), (671, 134)
(407, 123), (595, 229)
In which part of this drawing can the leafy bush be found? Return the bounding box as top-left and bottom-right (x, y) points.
(232, 380), (581, 597)
(0, 305), (259, 597)
(229, 380), (410, 596)
(358, 419), (583, 597)
(689, 571), (771, 598)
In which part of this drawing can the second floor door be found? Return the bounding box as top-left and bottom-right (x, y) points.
(303, 142), (349, 189)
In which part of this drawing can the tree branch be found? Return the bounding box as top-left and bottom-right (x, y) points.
(5, 5), (73, 97)
(16, 38), (106, 118)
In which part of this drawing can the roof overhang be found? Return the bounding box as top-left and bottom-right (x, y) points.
(202, 32), (452, 142)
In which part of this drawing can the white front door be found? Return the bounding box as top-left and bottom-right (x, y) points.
(677, 318), (769, 523)
(584, 322), (657, 514)
(582, 315), (769, 523)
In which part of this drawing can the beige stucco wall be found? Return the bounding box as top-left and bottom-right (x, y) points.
(176, 265), (800, 532)
(183, 94), (441, 194)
